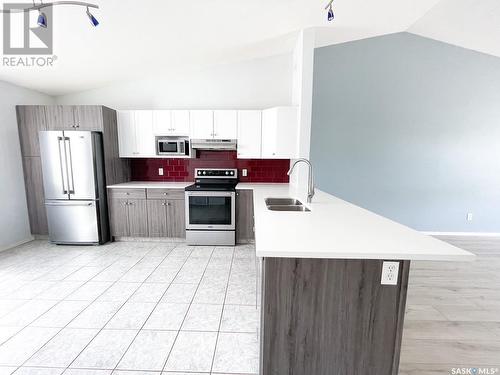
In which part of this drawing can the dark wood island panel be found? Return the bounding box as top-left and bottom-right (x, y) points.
(260, 257), (410, 375)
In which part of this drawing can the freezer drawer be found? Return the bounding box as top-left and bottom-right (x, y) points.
(45, 200), (100, 244)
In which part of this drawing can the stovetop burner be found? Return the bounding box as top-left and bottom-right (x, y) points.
(185, 168), (238, 192)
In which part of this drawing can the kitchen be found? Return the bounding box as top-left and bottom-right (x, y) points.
(1, 1), (500, 375)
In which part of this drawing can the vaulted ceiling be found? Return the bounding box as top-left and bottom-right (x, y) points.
(0, 0), (497, 96)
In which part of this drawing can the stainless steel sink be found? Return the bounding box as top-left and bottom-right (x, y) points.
(265, 198), (303, 206)
(267, 205), (311, 212)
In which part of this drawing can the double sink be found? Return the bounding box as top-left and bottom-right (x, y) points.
(265, 198), (311, 212)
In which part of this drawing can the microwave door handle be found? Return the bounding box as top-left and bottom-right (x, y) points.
(64, 137), (75, 194)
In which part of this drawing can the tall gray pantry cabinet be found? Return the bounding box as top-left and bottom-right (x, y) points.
(16, 105), (129, 236)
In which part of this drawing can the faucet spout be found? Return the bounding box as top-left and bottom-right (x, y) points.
(287, 158), (315, 203)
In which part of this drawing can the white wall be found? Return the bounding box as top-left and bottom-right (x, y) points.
(0, 81), (54, 251)
(290, 29), (316, 201)
(56, 54), (293, 109)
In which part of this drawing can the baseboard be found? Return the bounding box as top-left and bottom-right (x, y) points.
(0, 236), (34, 253)
(114, 236), (186, 243)
(422, 231), (500, 237)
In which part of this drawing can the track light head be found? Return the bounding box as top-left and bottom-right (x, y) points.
(86, 7), (99, 26)
(327, 4), (334, 21)
(37, 10), (47, 28)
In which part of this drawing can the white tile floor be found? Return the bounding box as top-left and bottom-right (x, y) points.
(0, 241), (259, 375)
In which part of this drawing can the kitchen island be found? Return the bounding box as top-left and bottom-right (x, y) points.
(237, 183), (474, 375)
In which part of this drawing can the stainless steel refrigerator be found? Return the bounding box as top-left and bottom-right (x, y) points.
(39, 130), (110, 245)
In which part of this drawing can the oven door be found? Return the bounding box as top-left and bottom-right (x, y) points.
(185, 191), (235, 230)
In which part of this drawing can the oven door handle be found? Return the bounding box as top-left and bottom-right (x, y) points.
(185, 191), (235, 197)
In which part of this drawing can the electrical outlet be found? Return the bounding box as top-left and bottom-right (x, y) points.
(158, 168), (164, 176)
(242, 169), (248, 177)
(467, 213), (473, 221)
(381, 261), (399, 285)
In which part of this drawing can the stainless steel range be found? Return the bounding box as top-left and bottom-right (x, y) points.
(185, 168), (238, 246)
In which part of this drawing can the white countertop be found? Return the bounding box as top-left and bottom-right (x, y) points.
(107, 181), (191, 189)
(236, 183), (475, 262)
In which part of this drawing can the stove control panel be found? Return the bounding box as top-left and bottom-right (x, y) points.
(194, 168), (238, 179)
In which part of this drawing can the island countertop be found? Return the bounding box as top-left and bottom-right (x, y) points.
(236, 183), (475, 261)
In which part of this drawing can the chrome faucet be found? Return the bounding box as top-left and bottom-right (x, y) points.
(287, 158), (315, 203)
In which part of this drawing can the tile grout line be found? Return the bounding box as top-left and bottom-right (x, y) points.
(209, 246), (236, 374)
(0, 245), (128, 348)
(11, 242), (166, 374)
(109, 244), (197, 374)
(60, 242), (176, 374)
(159, 246), (217, 374)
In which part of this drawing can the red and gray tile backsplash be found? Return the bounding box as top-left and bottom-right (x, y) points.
(130, 150), (290, 183)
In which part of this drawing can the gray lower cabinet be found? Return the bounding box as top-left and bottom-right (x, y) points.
(147, 199), (168, 237)
(110, 198), (128, 236)
(166, 199), (185, 238)
(109, 197), (148, 237)
(127, 199), (148, 236)
(147, 198), (186, 238)
(109, 188), (185, 238)
(236, 189), (254, 243)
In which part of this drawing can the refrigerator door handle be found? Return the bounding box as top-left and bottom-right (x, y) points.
(45, 201), (94, 207)
(57, 136), (68, 194)
(64, 137), (76, 195)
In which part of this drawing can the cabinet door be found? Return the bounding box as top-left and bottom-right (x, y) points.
(214, 110), (237, 139)
(166, 199), (186, 238)
(134, 110), (155, 156)
(237, 110), (262, 159)
(127, 199), (148, 236)
(190, 110), (214, 139)
(22, 157), (48, 235)
(261, 107), (298, 159)
(261, 109), (278, 158)
(74, 106), (103, 130)
(171, 110), (190, 135)
(152, 110), (172, 135)
(147, 199), (168, 237)
(17, 106), (47, 157)
(236, 190), (254, 243)
(117, 110), (136, 157)
(109, 198), (128, 236)
(46, 106), (77, 130)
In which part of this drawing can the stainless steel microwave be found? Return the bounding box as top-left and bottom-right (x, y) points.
(156, 136), (190, 156)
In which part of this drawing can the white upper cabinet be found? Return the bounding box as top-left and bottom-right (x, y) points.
(117, 110), (155, 157)
(117, 110), (136, 157)
(213, 110), (238, 139)
(152, 110), (172, 135)
(170, 110), (190, 135)
(153, 110), (190, 136)
(134, 110), (155, 156)
(261, 106), (299, 159)
(190, 110), (214, 139)
(237, 110), (262, 159)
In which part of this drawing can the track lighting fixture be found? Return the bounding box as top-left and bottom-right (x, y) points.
(37, 9), (47, 27)
(0, 1), (100, 28)
(325, 0), (334, 22)
(86, 6), (99, 26)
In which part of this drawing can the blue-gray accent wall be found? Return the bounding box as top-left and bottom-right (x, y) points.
(310, 32), (500, 232)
